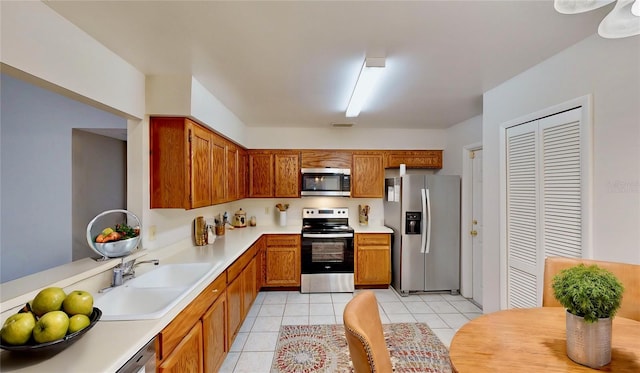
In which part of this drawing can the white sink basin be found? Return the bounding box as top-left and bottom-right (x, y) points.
(128, 262), (215, 289)
(95, 262), (217, 321)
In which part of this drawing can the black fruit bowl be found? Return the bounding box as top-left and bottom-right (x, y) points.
(0, 308), (101, 353)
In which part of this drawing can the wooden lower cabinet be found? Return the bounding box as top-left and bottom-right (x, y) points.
(264, 235), (301, 287)
(158, 322), (203, 372)
(156, 273), (226, 372)
(355, 233), (391, 286)
(202, 291), (227, 373)
(226, 270), (243, 345)
(226, 241), (261, 346)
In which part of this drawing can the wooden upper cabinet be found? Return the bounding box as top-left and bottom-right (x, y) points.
(226, 143), (239, 201)
(274, 152), (300, 197)
(248, 151), (274, 197)
(238, 148), (248, 199)
(211, 134), (227, 205)
(384, 150), (443, 169)
(352, 152), (384, 198)
(150, 117), (212, 209)
(248, 150), (300, 198)
(301, 150), (352, 169)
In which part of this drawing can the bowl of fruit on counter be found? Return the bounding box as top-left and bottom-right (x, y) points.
(0, 287), (101, 353)
(86, 209), (141, 259)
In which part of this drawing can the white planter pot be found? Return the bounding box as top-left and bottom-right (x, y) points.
(565, 310), (612, 368)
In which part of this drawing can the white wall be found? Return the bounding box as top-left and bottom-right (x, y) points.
(145, 76), (247, 146)
(440, 115), (483, 176)
(482, 34), (640, 313)
(0, 1), (145, 119)
(245, 127), (446, 149)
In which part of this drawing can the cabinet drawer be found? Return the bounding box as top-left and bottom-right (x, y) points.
(356, 234), (390, 246)
(226, 243), (259, 282)
(266, 235), (300, 247)
(158, 273), (225, 360)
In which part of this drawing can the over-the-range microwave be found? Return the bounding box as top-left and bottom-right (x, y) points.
(300, 168), (351, 197)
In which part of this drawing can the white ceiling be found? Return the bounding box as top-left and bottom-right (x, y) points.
(45, 0), (608, 130)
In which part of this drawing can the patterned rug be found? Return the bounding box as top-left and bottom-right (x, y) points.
(270, 323), (452, 372)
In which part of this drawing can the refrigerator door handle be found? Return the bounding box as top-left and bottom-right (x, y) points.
(420, 188), (432, 254)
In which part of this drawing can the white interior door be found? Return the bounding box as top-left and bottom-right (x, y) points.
(471, 149), (483, 306)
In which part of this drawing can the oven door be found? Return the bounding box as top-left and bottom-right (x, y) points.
(301, 233), (354, 273)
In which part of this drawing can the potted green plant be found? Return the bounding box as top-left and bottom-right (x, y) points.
(552, 263), (624, 368)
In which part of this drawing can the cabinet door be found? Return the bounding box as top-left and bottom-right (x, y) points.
(242, 258), (257, 316)
(227, 143), (239, 201)
(355, 234), (391, 285)
(264, 235), (301, 287)
(301, 150), (352, 169)
(187, 121), (213, 208)
(274, 152), (300, 197)
(238, 148), (248, 199)
(158, 322), (203, 373)
(248, 151), (274, 197)
(226, 274), (243, 346)
(255, 237), (266, 291)
(211, 134), (227, 204)
(384, 150), (443, 169)
(352, 153), (384, 198)
(202, 292), (227, 373)
(150, 117), (188, 208)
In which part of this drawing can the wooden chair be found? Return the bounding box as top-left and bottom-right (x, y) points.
(543, 256), (640, 321)
(343, 291), (393, 373)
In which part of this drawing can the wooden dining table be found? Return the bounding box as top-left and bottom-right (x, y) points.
(449, 307), (640, 372)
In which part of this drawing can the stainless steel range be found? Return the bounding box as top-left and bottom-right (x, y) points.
(300, 208), (354, 293)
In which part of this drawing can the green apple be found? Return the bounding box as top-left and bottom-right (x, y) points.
(67, 314), (91, 334)
(1, 312), (36, 345)
(32, 311), (69, 344)
(63, 290), (94, 316)
(31, 287), (66, 317)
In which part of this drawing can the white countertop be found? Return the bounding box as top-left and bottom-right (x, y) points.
(0, 225), (390, 372)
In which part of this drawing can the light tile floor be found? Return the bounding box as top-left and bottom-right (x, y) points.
(220, 287), (482, 373)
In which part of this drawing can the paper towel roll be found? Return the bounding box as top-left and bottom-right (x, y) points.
(399, 163), (406, 176)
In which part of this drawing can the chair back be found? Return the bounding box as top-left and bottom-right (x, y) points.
(543, 256), (640, 321)
(343, 291), (393, 373)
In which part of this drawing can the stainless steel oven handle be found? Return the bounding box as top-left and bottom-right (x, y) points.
(302, 233), (354, 238)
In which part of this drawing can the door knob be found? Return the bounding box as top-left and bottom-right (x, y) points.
(470, 230), (478, 237)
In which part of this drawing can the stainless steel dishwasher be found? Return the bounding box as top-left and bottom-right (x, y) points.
(116, 336), (157, 373)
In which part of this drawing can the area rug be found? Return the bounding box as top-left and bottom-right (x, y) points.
(270, 323), (452, 372)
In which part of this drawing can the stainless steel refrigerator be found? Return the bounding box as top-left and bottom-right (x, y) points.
(384, 174), (460, 295)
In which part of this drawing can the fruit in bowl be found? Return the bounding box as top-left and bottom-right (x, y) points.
(95, 223), (140, 243)
(1, 313), (36, 345)
(0, 287), (97, 347)
(31, 287), (66, 317)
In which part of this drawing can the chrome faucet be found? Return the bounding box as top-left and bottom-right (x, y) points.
(102, 258), (160, 291)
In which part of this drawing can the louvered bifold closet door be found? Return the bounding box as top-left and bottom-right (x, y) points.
(506, 121), (539, 309)
(505, 107), (584, 309)
(540, 108), (583, 260)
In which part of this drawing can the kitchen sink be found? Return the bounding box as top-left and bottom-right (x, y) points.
(127, 262), (215, 289)
(94, 262), (217, 321)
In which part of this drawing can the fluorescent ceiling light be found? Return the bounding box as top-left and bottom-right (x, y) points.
(345, 57), (385, 118)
